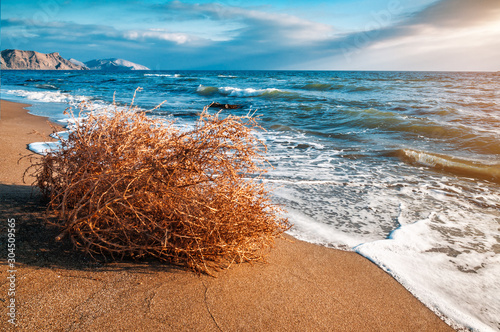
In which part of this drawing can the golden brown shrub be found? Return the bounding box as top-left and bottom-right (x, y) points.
(30, 97), (289, 274)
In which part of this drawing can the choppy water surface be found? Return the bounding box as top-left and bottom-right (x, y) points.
(2, 70), (499, 331)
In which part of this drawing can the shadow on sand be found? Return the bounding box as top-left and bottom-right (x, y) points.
(0, 184), (183, 274)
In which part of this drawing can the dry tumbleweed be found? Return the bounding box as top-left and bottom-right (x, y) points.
(28, 95), (289, 274)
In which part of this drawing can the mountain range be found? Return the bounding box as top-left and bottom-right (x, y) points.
(83, 58), (150, 71)
(0, 49), (150, 71)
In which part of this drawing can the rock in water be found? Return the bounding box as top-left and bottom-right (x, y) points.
(207, 102), (242, 109)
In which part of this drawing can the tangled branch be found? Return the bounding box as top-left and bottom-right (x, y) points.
(28, 96), (290, 274)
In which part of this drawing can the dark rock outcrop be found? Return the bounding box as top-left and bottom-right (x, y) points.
(207, 102), (242, 109)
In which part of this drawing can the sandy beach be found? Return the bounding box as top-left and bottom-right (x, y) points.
(0, 99), (453, 331)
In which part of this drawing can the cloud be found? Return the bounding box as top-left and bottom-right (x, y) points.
(407, 0), (500, 28)
(1, 17), (202, 48)
(378, 0), (500, 46)
(123, 29), (202, 44)
(141, 1), (339, 68)
(149, 0), (500, 69)
(0, 17), (208, 69)
(323, 0), (500, 69)
(2, 18), (121, 41)
(1, 0), (499, 70)
(154, 1), (336, 44)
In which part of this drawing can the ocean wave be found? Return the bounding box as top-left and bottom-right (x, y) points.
(219, 86), (272, 97)
(143, 73), (191, 79)
(395, 149), (500, 183)
(219, 86), (299, 99)
(196, 85), (300, 99)
(269, 124), (293, 131)
(345, 85), (378, 92)
(4, 89), (90, 104)
(144, 73), (173, 77)
(35, 84), (59, 90)
(196, 85), (219, 96)
(335, 107), (409, 129)
(332, 107), (500, 154)
(305, 83), (345, 91)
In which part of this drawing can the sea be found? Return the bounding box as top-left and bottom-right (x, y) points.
(1, 70), (499, 331)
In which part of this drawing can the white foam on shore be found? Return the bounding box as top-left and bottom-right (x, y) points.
(260, 127), (500, 331)
(28, 141), (63, 155)
(4, 89), (89, 104)
(356, 210), (500, 332)
(285, 207), (359, 249)
(277, 175), (500, 331)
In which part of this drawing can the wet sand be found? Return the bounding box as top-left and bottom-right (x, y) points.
(0, 99), (453, 331)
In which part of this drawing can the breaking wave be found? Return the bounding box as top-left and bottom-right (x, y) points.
(3, 89), (90, 104)
(395, 149), (500, 183)
(299, 83), (343, 91)
(196, 85), (300, 99)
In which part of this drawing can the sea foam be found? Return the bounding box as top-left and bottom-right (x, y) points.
(356, 210), (500, 331)
(196, 84), (295, 98)
(4, 89), (89, 104)
(28, 141), (62, 155)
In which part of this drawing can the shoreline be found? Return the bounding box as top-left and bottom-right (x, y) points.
(0, 99), (453, 331)
(0, 100), (63, 185)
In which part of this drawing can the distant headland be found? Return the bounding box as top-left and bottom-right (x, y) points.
(0, 49), (150, 71)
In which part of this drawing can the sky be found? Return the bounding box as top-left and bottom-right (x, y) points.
(1, 0), (499, 70)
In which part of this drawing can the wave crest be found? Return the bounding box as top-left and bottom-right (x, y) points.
(396, 149), (500, 183)
(4, 89), (89, 104)
(197, 85), (299, 99)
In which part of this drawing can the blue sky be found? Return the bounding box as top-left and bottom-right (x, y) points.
(1, 0), (499, 70)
